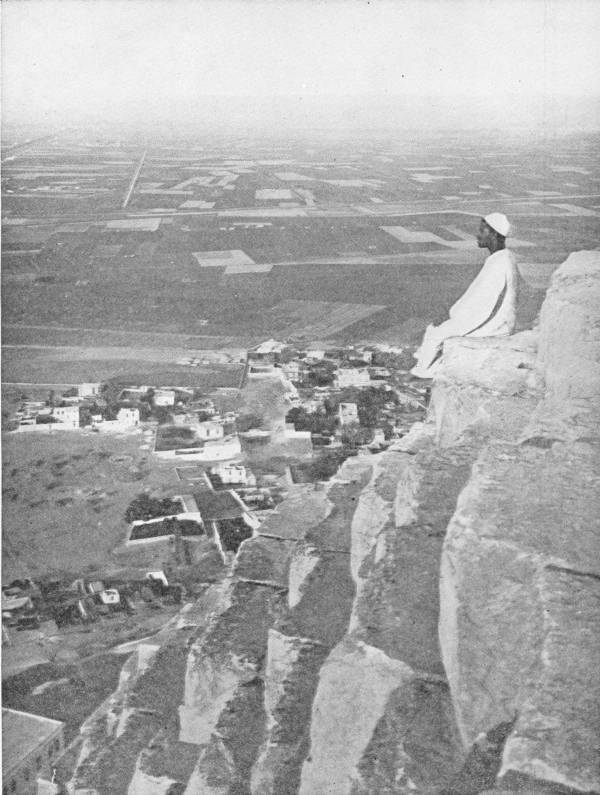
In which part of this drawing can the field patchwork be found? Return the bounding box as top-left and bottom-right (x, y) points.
(191, 249), (271, 274)
(264, 299), (387, 338)
(255, 189), (296, 200)
(106, 218), (161, 231)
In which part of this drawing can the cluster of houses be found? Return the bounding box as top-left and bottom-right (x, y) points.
(247, 339), (427, 449)
(12, 382), (142, 434)
(248, 338), (390, 389)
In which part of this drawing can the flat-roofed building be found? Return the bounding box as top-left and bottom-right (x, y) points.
(196, 421), (224, 441)
(334, 368), (371, 389)
(2, 708), (64, 795)
(51, 405), (79, 429)
(154, 389), (176, 407)
(338, 402), (359, 426)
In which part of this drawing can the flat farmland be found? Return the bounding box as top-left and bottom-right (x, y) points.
(263, 299), (387, 338)
(3, 130), (598, 352)
(1, 346), (244, 388)
(2, 324), (247, 352)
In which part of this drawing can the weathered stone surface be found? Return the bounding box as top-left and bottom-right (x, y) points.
(179, 581), (281, 744)
(128, 761), (177, 795)
(352, 442), (476, 675)
(536, 251), (600, 408)
(184, 738), (236, 795)
(251, 630), (328, 795)
(438, 252), (600, 794)
(233, 533), (296, 586)
(258, 484), (333, 540)
(72, 641), (191, 795)
(500, 568), (600, 793)
(299, 638), (414, 795)
(440, 331), (538, 393)
(430, 332), (539, 446)
(352, 678), (464, 795)
(287, 544), (320, 609)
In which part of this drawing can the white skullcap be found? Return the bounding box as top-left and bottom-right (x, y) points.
(484, 212), (511, 237)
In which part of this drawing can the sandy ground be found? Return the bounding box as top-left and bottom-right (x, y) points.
(1, 428), (183, 581)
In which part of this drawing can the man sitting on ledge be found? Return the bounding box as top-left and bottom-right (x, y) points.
(411, 212), (518, 378)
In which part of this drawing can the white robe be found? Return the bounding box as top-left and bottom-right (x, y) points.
(411, 248), (518, 377)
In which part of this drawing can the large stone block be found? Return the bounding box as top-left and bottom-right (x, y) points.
(299, 638), (414, 795)
(537, 250), (600, 409)
(251, 630), (328, 795)
(500, 567), (600, 793)
(430, 332), (539, 446)
(439, 438), (600, 791)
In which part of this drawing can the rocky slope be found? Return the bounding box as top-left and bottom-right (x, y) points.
(68, 251), (599, 795)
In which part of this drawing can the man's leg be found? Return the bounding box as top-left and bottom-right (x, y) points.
(410, 319), (466, 378)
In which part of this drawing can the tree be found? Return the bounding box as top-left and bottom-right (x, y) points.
(125, 493), (180, 524)
(236, 413), (263, 432)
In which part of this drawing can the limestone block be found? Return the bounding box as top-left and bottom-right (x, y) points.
(299, 638), (414, 795)
(128, 759), (176, 795)
(259, 484), (333, 540)
(179, 652), (252, 745)
(537, 250), (600, 407)
(251, 630), (328, 794)
(439, 438), (600, 791)
(351, 678), (464, 794)
(351, 443), (475, 672)
(233, 534), (295, 586)
(349, 454), (398, 584)
(439, 332), (537, 393)
(500, 568), (600, 793)
(179, 581), (282, 745)
(184, 738), (236, 795)
(430, 331), (539, 446)
(287, 544), (320, 608)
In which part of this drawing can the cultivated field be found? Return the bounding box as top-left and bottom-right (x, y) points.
(263, 299), (387, 339)
(1, 346), (244, 388)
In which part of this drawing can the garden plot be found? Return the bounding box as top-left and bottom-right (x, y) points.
(265, 299), (387, 338)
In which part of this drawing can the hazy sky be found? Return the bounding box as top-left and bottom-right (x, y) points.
(3, 0), (600, 129)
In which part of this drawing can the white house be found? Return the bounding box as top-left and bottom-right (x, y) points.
(334, 368), (371, 389)
(356, 348), (374, 364)
(192, 397), (216, 415)
(254, 338), (286, 355)
(117, 407), (140, 427)
(154, 389), (176, 407)
(52, 405), (80, 429)
(338, 402), (359, 426)
(211, 463), (253, 486)
(281, 361), (306, 382)
(154, 435), (242, 462)
(79, 382), (101, 397)
(196, 421), (224, 441)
